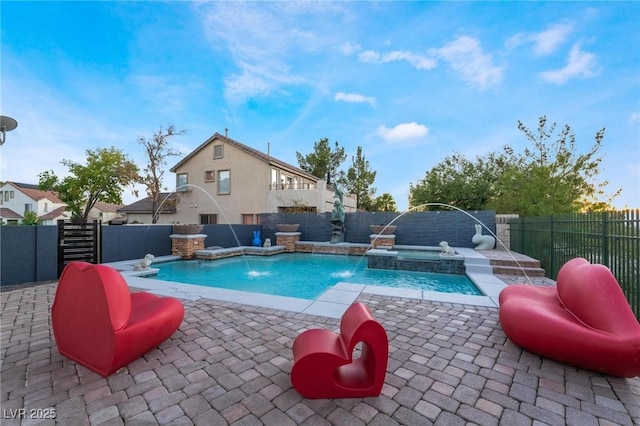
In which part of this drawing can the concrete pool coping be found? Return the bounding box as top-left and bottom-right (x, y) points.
(105, 247), (508, 319)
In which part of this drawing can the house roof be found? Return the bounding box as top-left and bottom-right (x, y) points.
(4, 181), (63, 203)
(39, 206), (70, 221)
(93, 201), (124, 213)
(0, 208), (23, 219)
(170, 132), (320, 181)
(117, 193), (177, 214)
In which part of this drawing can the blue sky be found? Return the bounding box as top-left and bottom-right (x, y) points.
(1, 1), (639, 211)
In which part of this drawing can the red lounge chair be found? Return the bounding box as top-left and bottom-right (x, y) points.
(291, 302), (388, 398)
(52, 262), (184, 377)
(499, 257), (640, 378)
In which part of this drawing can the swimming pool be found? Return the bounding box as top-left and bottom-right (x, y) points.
(149, 253), (481, 300)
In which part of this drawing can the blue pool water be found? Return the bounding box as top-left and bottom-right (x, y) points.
(150, 253), (481, 300)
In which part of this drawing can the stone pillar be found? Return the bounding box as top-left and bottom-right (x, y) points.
(170, 234), (207, 259)
(370, 234), (395, 249)
(495, 214), (519, 250)
(275, 232), (301, 252)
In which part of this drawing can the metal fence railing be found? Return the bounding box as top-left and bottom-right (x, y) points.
(510, 209), (640, 320)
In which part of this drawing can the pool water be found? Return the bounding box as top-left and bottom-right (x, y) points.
(151, 253), (481, 300)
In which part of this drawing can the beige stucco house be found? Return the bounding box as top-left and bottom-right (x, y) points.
(147, 132), (356, 225)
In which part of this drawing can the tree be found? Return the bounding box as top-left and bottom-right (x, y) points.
(296, 138), (346, 183)
(340, 146), (377, 210)
(372, 193), (397, 212)
(22, 210), (39, 225)
(409, 152), (505, 211)
(39, 147), (139, 224)
(488, 116), (619, 215)
(139, 125), (185, 223)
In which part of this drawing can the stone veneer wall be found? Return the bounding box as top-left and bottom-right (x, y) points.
(171, 234), (206, 259)
(495, 214), (519, 250)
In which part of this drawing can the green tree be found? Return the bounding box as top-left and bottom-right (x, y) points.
(139, 125), (185, 223)
(409, 152), (505, 211)
(373, 193), (397, 212)
(340, 146), (377, 210)
(296, 138), (346, 183)
(39, 147), (140, 224)
(21, 210), (39, 225)
(488, 116), (619, 215)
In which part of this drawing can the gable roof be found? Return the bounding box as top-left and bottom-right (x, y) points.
(170, 132), (320, 181)
(117, 193), (177, 214)
(3, 181), (63, 204)
(92, 201), (124, 213)
(0, 208), (22, 219)
(39, 206), (70, 221)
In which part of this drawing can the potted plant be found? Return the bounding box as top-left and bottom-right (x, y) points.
(370, 224), (397, 235)
(172, 224), (204, 234)
(276, 224), (300, 232)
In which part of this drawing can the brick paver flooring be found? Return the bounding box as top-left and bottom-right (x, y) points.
(1, 282), (639, 425)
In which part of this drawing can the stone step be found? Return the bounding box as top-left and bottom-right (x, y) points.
(489, 258), (541, 268)
(491, 265), (546, 277)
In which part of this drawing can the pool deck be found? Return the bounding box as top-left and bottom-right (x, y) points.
(1, 250), (638, 425)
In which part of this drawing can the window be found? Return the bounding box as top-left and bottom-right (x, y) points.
(176, 173), (188, 192)
(44, 202), (48, 213)
(204, 170), (215, 182)
(242, 214), (260, 224)
(25, 203), (33, 213)
(4, 191), (8, 202)
(200, 214), (218, 224)
(213, 144), (224, 159)
(217, 170), (230, 194)
(9, 191), (14, 199)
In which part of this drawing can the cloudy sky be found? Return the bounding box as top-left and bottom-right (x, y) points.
(1, 1), (638, 211)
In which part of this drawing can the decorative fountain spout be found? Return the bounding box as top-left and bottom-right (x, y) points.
(330, 185), (345, 244)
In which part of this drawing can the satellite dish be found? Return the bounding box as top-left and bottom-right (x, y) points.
(0, 115), (18, 145)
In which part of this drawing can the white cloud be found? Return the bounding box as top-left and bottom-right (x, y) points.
(629, 112), (640, 125)
(377, 122), (429, 142)
(506, 22), (573, 55)
(198, 3), (326, 104)
(539, 43), (598, 84)
(334, 92), (376, 107)
(432, 36), (504, 90)
(340, 42), (361, 56)
(358, 49), (436, 70)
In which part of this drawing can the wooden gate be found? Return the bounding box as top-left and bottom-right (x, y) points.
(57, 220), (102, 276)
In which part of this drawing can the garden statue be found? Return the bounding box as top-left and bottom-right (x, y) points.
(472, 224), (496, 250)
(133, 254), (155, 270)
(330, 185), (345, 243)
(439, 241), (456, 256)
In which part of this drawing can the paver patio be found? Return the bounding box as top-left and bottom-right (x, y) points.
(1, 276), (639, 426)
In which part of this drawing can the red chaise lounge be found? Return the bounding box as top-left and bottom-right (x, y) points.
(499, 257), (640, 378)
(52, 262), (184, 377)
(291, 302), (388, 399)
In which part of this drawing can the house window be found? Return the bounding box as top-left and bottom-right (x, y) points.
(25, 203), (33, 213)
(204, 170), (215, 182)
(176, 173), (188, 192)
(44, 202), (48, 213)
(200, 214), (218, 224)
(217, 170), (230, 194)
(4, 191), (8, 202)
(9, 191), (14, 199)
(242, 214), (260, 224)
(213, 144), (224, 159)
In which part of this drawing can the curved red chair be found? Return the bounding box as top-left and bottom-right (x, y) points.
(499, 257), (640, 378)
(291, 302), (388, 398)
(52, 262), (184, 377)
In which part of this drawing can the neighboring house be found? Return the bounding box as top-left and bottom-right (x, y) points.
(90, 201), (125, 224)
(0, 181), (68, 225)
(147, 132), (355, 225)
(117, 193), (178, 224)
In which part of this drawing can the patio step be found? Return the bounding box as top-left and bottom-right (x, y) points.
(489, 258), (546, 277)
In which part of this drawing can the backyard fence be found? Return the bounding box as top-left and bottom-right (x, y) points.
(510, 209), (640, 320)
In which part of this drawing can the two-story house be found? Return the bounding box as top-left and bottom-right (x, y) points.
(133, 132), (355, 225)
(0, 181), (68, 225)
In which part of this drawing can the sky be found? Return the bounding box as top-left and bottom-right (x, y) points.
(1, 1), (639, 211)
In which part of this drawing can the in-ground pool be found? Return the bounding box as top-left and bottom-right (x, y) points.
(149, 253), (481, 300)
